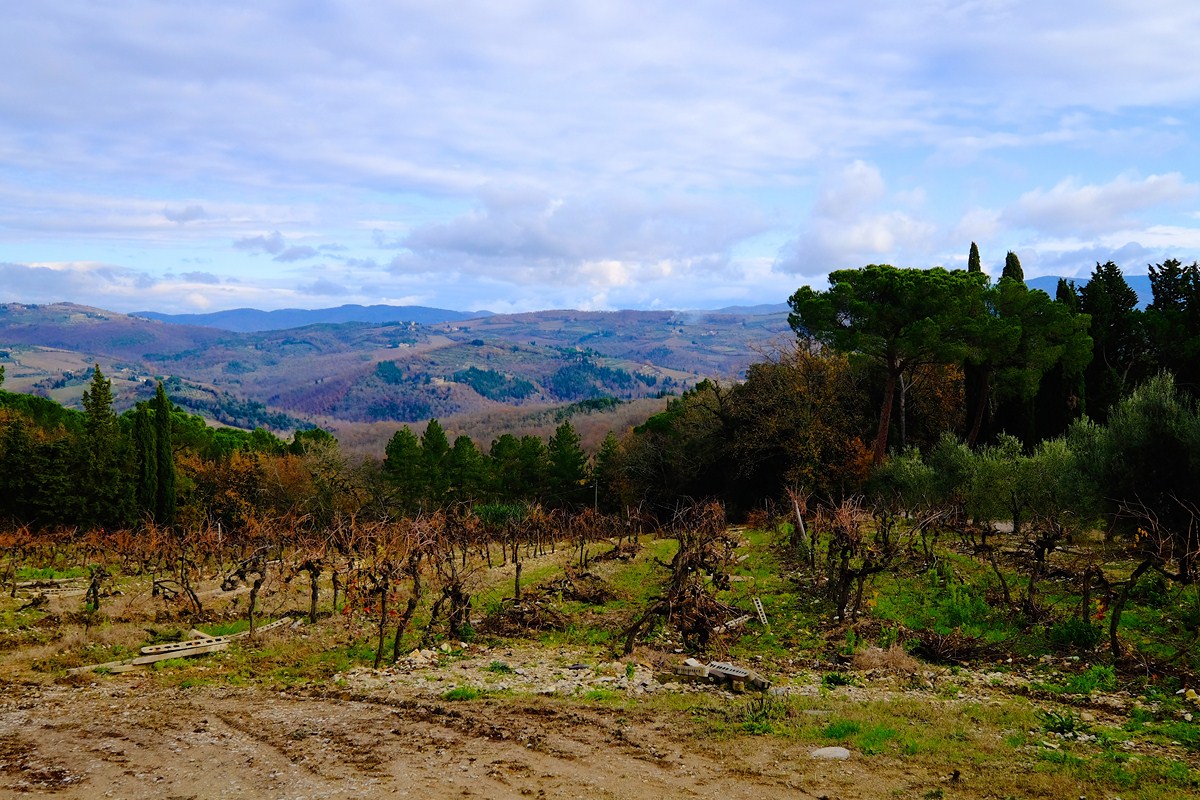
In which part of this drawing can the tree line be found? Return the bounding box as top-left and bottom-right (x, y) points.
(0, 365), (594, 533)
(2, 250), (1197, 542)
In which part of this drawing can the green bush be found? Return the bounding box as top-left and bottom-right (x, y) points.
(1048, 618), (1103, 651)
(1064, 664), (1116, 695)
(821, 671), (856, 689)
(1041, 708), (1087, 735)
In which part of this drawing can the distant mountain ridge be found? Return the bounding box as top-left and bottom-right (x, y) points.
(132, 304), (493, 332)
(1026, 274), (1152, 307)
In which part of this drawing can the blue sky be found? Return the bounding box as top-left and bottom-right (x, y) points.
(2, 1), (1199, 314)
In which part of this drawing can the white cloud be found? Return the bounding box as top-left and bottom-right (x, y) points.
(1003, 173), (1199, 235)
(776, 162), (938, 275)
(396, 188), (766, 294)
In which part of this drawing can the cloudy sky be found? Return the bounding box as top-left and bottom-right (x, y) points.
(2, 1), (1200, 314)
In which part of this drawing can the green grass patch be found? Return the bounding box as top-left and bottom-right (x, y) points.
(15, 565), (88, 581)
(442, 686), (481, 701)
(822, 718), (861, 739)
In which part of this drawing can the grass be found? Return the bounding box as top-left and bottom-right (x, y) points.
(15, 565), (88, 581)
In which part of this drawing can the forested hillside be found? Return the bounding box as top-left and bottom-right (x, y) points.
(0, 303), (787, 433)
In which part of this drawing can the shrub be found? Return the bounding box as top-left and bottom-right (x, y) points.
(1064, 664), (1116, 695)
(1041, 708), (1087, 735)
(821, 671), (856, 689)
(1048, 618), (1103, 651)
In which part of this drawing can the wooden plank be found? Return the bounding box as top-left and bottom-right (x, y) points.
(131, 641), (229, 666)
(138, 617), (291, 654)
(72, 617), (294, 674)
(17, 587), (86, 598)
(231, 616), (292, 637)
(140, 636), (234, 655)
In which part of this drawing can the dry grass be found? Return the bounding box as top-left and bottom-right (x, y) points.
(851, 644), (923, 675)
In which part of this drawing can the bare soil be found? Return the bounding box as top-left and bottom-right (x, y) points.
(0, 678), (922, 800)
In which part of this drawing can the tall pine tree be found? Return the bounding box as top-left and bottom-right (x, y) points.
(547, 421), (588, 508)
(79, 365), (133, 528)
(152, 382), (176, 526)
(1079, 261), (1146, 421)
(133, 404), (157, 515)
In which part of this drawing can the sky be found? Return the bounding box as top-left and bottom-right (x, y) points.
(3, 1), (1200, 315)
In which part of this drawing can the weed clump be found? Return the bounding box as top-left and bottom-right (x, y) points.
(851, 644), (921, 675)
(1048, 618), (1103, 651)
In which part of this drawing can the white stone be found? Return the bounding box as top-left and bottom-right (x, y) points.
(809, 746), (851, 760)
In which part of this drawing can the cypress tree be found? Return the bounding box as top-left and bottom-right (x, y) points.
(152, 382), (176, 526)
(1002, 251), (1024, 282)
(133, 404), (158, 515)
(968, 242), (981, 273)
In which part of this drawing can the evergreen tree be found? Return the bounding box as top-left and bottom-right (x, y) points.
(547, 421), (588, 507)
(446, 435), (485, 502)
(0, 417), (33, 520)
(78, 365), (133, 528)
(968, 242), (981, 273)
(1031, 279), (1089, 439)
(962, 245), (988, 445)
(1079, 261), (1147, 421)
(421, 418), (451, 504)
(133, 404), (158, 515)
(383, 426), (424, 511)
(593, 432), (623, 512)
(1002, 251), (1024, 283)
(1055, 278), (1080, 313)
(487, 434), (523, 500)
(789, 265), (987, 464)
(152, 382), (176, 526)
(1145, 259), (1200, 393)
(988, 281), (1092, 447)
(517, 435), (551, 500)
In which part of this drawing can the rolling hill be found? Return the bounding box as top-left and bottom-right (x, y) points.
(0, 302), (792, 443)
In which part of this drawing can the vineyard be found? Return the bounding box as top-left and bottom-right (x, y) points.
(2, 500), (1199, 799)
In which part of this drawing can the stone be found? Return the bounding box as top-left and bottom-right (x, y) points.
(809, 746), (851, 760)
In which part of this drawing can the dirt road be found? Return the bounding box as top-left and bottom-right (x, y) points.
(0, 679), (915, 800)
